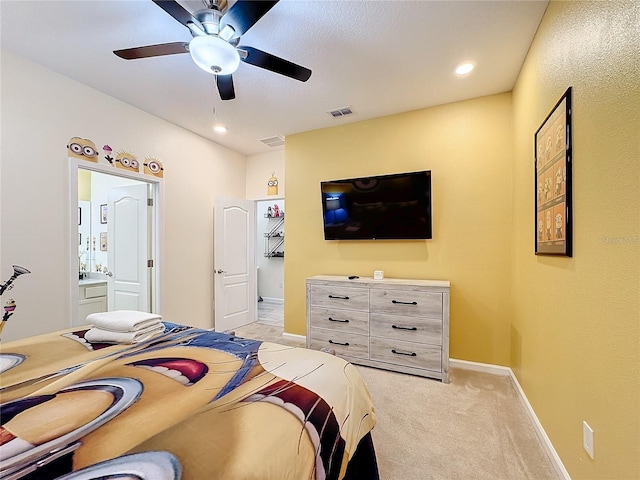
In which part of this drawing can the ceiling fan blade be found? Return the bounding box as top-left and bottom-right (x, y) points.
(239, 46), (311, 82)
(216, 75), (236, 100)
(114, 42), (189, 60)
(221, 1), (278, 38)
(152, 0), (201, 28)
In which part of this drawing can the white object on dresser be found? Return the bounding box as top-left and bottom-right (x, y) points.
(306, 275), (450, 382)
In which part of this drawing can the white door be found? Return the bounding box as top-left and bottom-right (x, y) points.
(213, 196), (256, 332)
(107, 184), (150, 312)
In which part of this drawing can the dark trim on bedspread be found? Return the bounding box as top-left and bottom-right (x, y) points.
(343, 432), (380, 480)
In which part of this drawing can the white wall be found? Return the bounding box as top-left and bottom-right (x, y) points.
(246, 150), (285, 200)
(0, 51), (246, 341)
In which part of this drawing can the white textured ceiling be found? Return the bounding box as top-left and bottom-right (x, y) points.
(1, 0), (548, 156)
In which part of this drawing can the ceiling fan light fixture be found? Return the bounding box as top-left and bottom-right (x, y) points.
(189, 35), (240, 75)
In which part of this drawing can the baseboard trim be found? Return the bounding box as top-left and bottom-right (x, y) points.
(507, 369), (571, 480)
(281, 332), (306, 346)
(450, 358), (511, 376)
(260, 297), (284, 305)
(451, 358), (571, 480)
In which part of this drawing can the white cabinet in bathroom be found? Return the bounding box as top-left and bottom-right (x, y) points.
(78, 280), (107, 325)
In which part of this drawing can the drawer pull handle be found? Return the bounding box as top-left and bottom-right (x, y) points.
(329, 295), (350, 300)
(392, 349), (417, 357)
(329, 339), (350, 346)
(328, 317), (350, 323)
(392, 325), (417, 331)
(392, 300), (417, 305)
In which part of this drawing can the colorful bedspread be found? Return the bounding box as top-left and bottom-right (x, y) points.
(0, 323), (377, 480)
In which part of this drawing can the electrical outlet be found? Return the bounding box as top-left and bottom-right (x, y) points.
(279, 281), (284, 289)
(583, 421), (594, 459)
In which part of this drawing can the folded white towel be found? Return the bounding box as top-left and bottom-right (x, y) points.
(84, 323), (165, 344)
(86, 310), (163, 332)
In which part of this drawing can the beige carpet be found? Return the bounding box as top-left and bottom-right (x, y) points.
(234, 321), (559, 480)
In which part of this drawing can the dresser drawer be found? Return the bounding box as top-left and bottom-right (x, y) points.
(370, 313), (442, 345)
(309, 328), (369, 360)
(370, 336), (441, 372)
(79, 283), (107, 300)
(310, 307), (369, 335)
(309, 285), (369, 311)
(370, 289), (442, 318)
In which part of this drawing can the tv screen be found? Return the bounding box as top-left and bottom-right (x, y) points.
(321, 171), (432, 240)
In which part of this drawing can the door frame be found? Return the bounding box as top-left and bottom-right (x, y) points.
(255, 197), (285, 305)
(68, 159), (163, 327)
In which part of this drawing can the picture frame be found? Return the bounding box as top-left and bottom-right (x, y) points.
(534, 87), (572, 257)
(100, 204), (108, 224)
(100, 232), (108, 252)
(78, 207), (82, 225)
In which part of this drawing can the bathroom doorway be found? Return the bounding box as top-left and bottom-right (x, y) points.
(256, 198), (284, 326)
(70, 160), (161, 327)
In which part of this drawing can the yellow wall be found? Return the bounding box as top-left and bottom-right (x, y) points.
(285, 2), (639, 476)
(511, 1), (639, 478)
(78, 168), (91, 201)
(285, 93), (514, 365)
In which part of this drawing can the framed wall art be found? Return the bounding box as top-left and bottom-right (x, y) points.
(535, 87), (572, 257)
(100, 204), (108, 224)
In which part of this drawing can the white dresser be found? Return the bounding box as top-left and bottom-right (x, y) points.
(306, 275), (450, 382)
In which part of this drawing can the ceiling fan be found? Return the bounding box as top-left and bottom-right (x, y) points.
(114, 0), (312, 100)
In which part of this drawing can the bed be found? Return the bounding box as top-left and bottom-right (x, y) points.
(0, 322), (379, 480)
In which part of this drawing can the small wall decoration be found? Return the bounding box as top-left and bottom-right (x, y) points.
(115, 150), (140, 172)
(535, 87), (572, 256)
(103, 145), (114, 165)
(67, 137), (99, 162)
(144, 157), (164, 178)
(267, 172), (278, 195)
(100, 204), (108, 224)
(100, 232), (108, 252)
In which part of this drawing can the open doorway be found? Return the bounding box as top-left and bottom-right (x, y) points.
(70, 160), (161, 327)
(256, 198), (284, 326)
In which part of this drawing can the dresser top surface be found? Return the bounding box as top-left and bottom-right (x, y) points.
(307, 275), (450, 288)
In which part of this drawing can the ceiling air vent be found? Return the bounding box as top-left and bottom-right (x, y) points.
(260, 135), (285, 147)
(327, 106), (354, 118)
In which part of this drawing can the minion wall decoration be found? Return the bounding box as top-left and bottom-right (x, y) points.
(143, 157), (164, 178)
(67, 137), (99, 162)
(114, 150), (140, 172)
(267, 172), (278, 195)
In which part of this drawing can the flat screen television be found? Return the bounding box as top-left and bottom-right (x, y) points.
(320, 170), (432, 240)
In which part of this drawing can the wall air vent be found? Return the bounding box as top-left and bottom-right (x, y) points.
(327, 106), (354, 118)
(259, 135), (285, 147)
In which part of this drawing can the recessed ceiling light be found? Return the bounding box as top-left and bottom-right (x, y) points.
(455, 62), (475, 76)
(213, 124), (228, 134)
